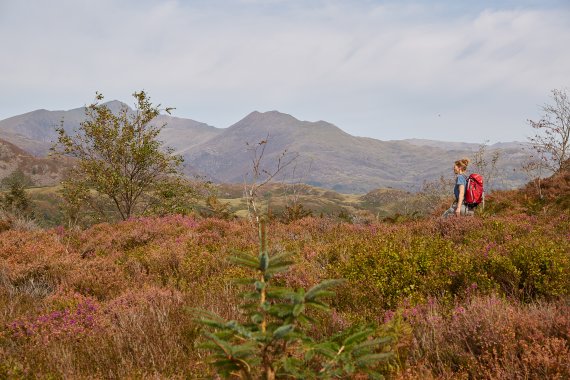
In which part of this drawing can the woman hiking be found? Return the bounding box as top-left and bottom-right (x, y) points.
(442, 158), (475, 218)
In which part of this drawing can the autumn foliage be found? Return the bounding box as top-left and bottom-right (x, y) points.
(0, 176), (569, 378)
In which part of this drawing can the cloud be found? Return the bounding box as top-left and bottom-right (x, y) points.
(0, 0), (569, 142)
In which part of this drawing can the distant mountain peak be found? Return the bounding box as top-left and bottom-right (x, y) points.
(221, 110), (351, 145)
(30, 108), (49, 114)
(238, 110), (341, 130)
(101, 100), (131, 112)
(102, 100), (127, 105)
(242, 110), (298, 122)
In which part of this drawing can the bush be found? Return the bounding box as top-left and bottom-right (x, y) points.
(0, 207), (568, 378)
(193, 221), (398, 379)
(402, 295), (570, 379)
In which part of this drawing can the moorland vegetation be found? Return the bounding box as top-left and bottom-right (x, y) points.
(0, 167), (569, 378)
(0, 89), (569, 379)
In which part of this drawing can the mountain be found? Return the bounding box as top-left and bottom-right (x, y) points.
(182, 111), (529, 192)
(0, 105), (531, 193)
(0, 101), (221, 156)
(0, 138), (73, 187)
(152, 115), (222, 155)
(403, 139), (524, 151)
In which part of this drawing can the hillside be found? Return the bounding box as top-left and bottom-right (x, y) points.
(0, 167), (568, 378)
(183, 110), (529, 192)
(22, 181), (426, 228)
(0, 138), (72, 187)
(1, 105), (530, 193)
(0, 101), (221, 157)
(403, 138), (524, 151)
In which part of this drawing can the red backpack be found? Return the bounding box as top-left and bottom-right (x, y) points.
(465, 173), (484, 207)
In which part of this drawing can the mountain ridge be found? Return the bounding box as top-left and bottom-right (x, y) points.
(0, 104), (530, 193)
(0, 101), (221, 156)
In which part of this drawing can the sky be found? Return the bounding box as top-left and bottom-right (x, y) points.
(1, 0), (569, 143)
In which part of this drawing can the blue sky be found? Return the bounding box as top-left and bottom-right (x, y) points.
(1, 0), (569, 143)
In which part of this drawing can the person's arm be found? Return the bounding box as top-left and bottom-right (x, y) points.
(456, 184), (465, 216)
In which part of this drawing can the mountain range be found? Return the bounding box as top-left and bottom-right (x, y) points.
(0, 102), (530, 193)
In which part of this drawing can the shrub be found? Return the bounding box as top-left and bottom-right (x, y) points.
(332, 232), (468, 310)
(402, 295), (570, 379)
(0, 206), (568, 378)
(507, 236), (570, 300)
(193, 220), (397, 379)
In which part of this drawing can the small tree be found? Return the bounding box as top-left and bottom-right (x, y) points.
(193, 220), (395, 379)
(0, 170), (34, 218)
(520, 155), (547, 199)
(143, 177), (201, 217)
(58, 172), (90, 228)
(0, 170), (33, 190)
(410, 175), (454, 216)
(201, 194), (234, 219)
(52, 91), (183, 221)
(243, 136), (298, 223)
(472, 140), (501, 192)
(281, 161), (313, 223)
(528, 88), (570, 172)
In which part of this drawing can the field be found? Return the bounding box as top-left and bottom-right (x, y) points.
(1, 169), (569, 378)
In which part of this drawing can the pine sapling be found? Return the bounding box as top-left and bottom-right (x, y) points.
(192, 220), (395, 379)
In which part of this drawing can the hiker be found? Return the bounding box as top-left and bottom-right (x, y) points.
(442, 158), (475, 218)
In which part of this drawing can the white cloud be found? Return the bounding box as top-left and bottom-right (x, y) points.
(0, 0), (569, 142)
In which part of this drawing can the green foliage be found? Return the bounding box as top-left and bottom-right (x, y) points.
(335, 234), (464, 309)
(281, 203), (312, 223)
(523, 197), (548, 215)
(330, 216), (570, 312)
(193, 220), (395, 379)
(143, 177), (201, 217)
(337, 209), (353, 223)
(0, 169), (34, 190)
(0, 357), (25, 379)
(382, 212), (420, 224)
(508, 237), (570, 299)
(201, 194), (234, 220)
(52, 91), (183, 221)
(1, 170), (34, 218)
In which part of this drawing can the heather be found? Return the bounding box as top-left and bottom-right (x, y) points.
(0, 200), (569, 378)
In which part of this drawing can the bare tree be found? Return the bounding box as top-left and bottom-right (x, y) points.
(281, 160), (313, 223)
(243, 136), (299, 223)
(413, 175), (454, 216)
(520, 152), (548, 199)
(472, 140), (501, 191)
(528, 88), (570, 172)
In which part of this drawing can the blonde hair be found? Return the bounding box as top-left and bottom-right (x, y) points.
(455, 158), (470, 171)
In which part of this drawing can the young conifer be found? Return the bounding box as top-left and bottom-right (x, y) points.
(193, 219), (394, 379)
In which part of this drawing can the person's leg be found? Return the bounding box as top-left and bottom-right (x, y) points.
(442, 203), (457, 218)
(460, 204), (474, 216)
